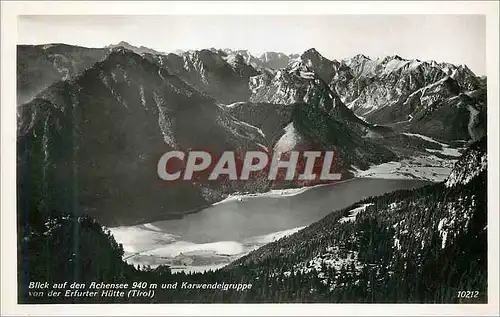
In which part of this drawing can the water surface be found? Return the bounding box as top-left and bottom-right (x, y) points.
(152, 178), (429, 243)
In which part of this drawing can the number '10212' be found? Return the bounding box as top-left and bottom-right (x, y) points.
(457, 291), (479, 298)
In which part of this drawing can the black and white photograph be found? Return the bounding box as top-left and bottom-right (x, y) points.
(1, 1), (499, 316)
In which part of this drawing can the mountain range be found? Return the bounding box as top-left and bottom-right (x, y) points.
(17, 42), (487, 227)
(18, 42), (486, 139)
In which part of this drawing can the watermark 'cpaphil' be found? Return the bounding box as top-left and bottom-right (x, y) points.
(157, 150), (342, 184)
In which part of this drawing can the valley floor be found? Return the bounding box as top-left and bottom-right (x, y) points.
(353, 153), (457, 182)
(354, 133), (463, 182)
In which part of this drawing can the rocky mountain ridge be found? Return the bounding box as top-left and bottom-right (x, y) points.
(18, 44), (486, 144)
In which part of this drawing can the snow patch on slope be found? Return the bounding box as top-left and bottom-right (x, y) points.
(404, 133), (463, 157)
(339, 203), (374, 223)
(243, 226), (305, 245)
(274, 122), (300, 153)
(436, 196), (477, 249)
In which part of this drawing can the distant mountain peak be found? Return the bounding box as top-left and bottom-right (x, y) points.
(457, 64), (475, 76)
(300, 48), (330, 66)
(116, 40), (131, 46)
(107, 41), (164, 55)
(381, 54), (406, 63)
(352, 53), (371, 60)
(302, 48), (322, 57)
(109, 46), (135, 55)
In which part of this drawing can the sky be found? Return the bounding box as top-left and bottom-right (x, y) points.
(18, 15), (486, 75)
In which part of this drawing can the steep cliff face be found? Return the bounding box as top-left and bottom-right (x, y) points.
(17, 48), (268, 226)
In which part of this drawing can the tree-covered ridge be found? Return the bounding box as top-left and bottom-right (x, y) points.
(215, 138), (486, 303)
(18, 211), (135, 303)
(218, 173), (486, 303)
